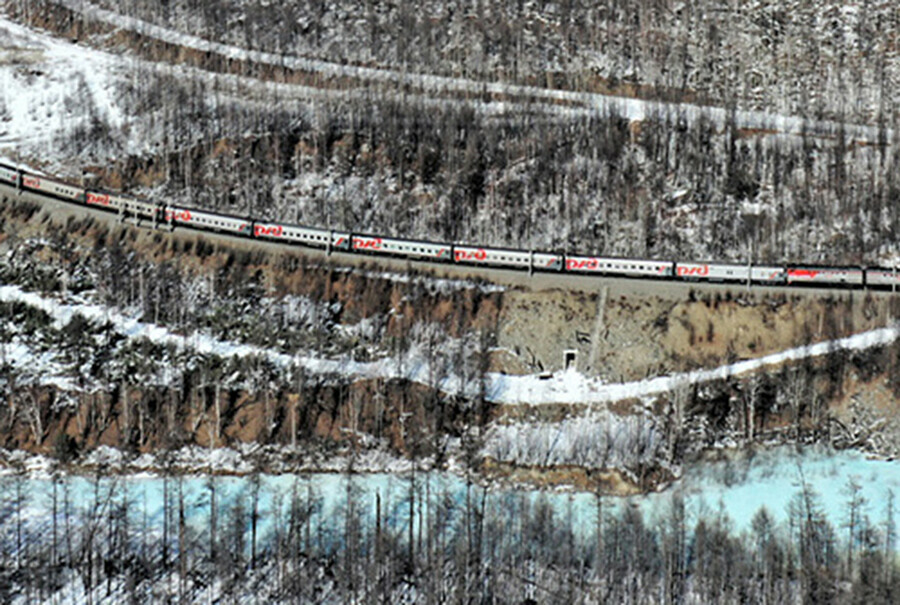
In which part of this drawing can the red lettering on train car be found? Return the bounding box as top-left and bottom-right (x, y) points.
(86, 192), (110, 206)
(455, 249), (487, 262)
(677, 265), (709, 277)
(22, 176), (40, 188)
(353, 237), (382, 250)
(165, 209), (192, 222)
(788, 269), (820, 279)
(255, 224), (283, 237)
(566, 258), (599, 271)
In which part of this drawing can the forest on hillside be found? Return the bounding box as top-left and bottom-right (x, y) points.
(3, 4), (900, 601)
(71, 0), (900, 125)
(4, 0), (900, 265)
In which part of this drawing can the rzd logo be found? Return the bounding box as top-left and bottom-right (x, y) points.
(677, 265), (709, 277)
(255, 225), (283, 237)
(86, 192), (110, 206)
(788, 269), (820, 279)
(354, 237), (382, 250)
(455, 249), (487, 261)
(165, 209), (192, 222)
(566, 258), (599, 271)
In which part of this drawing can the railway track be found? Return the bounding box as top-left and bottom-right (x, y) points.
(1, 164), (898, 300)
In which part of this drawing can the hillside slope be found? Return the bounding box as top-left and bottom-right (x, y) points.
(1, 1), (900, 266)
(1, 190), (899, 492)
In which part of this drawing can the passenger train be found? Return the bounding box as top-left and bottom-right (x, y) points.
(1, 162), (897, 290)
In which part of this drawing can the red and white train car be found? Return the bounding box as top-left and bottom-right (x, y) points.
(84, 191), (117, 209)
(787, 267), (864, 286)
(566, 256), (673, 278)
(676, 262), (786, 283)
(277, 225), (351, 250)
(865, 268), (900, 289)
(164, 205), (251, 235)
(5, 160), (900, 294)
(22, 175), (85, 202)
(454, 246), (531, 269)
(352, 234), (452, 261)
(253, 221), (288, 240)
(113, 193), (157, 220)
(532, 252), (564, 271)
(0, 165), (18, 185)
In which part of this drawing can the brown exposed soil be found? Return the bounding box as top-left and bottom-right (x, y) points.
(482, 458), (673, 495)
(497, 285), (897, 383)
(2, 192), (900, 491)
(1, 376), (479, 463)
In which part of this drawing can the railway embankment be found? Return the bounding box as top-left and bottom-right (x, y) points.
(1, 191), (899, 492)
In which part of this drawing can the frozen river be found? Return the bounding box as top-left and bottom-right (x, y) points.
(2, 445), (898, 550)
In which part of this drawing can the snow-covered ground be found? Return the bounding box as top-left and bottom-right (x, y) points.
(2, 282), (898, 405)
(484, 408), (665, 475)
(0, 0), (887, 173)
(50, 0), (891, 144)
(0, 13), (385, 164)
(491, 322), (900, 405)
(0, 13), (127, 151)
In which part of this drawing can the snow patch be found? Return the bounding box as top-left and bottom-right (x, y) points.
(2, 283), (899, 405)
